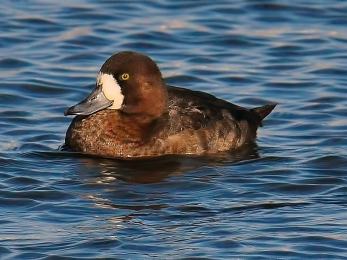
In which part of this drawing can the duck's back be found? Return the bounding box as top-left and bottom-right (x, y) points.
(153, 86), (275, 154)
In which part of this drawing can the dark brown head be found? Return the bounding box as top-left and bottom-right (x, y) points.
(65, 51), (168, 119)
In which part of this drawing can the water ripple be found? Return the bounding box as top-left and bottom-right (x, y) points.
(1, 0), (347, 259)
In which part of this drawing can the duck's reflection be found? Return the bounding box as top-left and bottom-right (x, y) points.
(60, 143), (260, 214)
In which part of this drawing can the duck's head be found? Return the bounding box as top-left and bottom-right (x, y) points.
(65, 51), (168, 118)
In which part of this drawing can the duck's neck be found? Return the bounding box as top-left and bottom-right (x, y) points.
(121, 82), (169, 119)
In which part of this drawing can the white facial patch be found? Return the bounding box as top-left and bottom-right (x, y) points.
(97, 72), (124, 109)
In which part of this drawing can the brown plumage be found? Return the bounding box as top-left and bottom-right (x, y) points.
(65, 51), (276, 158)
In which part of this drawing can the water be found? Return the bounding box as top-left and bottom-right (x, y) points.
(1, 0), (347, 259)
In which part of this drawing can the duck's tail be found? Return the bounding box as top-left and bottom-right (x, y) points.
(251, 103), (277, 126)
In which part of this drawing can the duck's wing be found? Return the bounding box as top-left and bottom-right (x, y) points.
(167, 85), (274, 133)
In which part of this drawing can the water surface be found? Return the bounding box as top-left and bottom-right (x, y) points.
(1, 0), (347, 259)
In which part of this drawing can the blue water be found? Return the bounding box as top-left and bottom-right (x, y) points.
(1, 0), (347, 259)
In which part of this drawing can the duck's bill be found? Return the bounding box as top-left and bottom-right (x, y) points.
(64, 86), (113, 116)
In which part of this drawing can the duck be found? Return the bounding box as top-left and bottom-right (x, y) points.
(64, 51), (276, 158)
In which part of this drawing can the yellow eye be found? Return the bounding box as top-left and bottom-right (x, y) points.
(119, 73), (130, 81)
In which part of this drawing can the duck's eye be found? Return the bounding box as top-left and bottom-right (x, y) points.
(119, 73), (130, 81)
